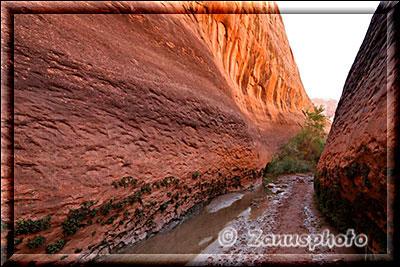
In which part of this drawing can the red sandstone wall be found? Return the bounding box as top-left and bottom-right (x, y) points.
(315, 1), (398, 254)
(2, 1), (311, 258)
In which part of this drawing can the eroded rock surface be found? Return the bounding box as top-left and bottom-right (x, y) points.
(7, 1), (311, 256)
(186, 2), (311, 125)
(315, 2), (399, 254)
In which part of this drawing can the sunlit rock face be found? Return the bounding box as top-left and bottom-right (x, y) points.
(9, 1), (311, 255)
(184, 1), (312, 126)
(315, 1), (399, 254)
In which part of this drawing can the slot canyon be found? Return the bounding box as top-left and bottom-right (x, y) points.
(1, 1), (397, 265)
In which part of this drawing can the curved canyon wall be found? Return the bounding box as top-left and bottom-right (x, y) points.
(184, 2), (311, 125)
(315, 2), (399, 254)
(3, 1), (311, 257)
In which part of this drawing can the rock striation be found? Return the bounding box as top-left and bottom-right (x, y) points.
(315, 2), (399, 254)
(185, 2), (311, 126)
(4, 1), (312, 256)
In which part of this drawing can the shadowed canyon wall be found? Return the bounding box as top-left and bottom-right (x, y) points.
(315, 1), (399, 254)
(3, 1), (312, 256)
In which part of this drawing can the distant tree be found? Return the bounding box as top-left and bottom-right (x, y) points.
(264, 105), (327, 180)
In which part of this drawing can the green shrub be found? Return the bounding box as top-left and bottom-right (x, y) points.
(62, 201), (95, 235)
(153, 181), (161, 189)
(161, 176), (178, 187)
(27, 236), (45, 249)
(112, 176), (137, 188)
(159, 203), (168, 211)
(140, 183), (152, 194)
(46, 239), (66, 254)
(14, 237), (23, 246)
(100, 201), (112, 216)
(128, 191), (143, 204)
(231, 176), (242, 188)
(192, 171), (199, 180)
(104, 214), (119, 225)
(15, 215), (52, 236)
(264, 105), (327, 180)
(134, 208), (144, 218)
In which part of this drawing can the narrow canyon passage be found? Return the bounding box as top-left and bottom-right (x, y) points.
(99, 174), (361, 265)
(3, 1), (395, 265)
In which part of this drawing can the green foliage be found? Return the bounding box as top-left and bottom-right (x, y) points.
(90, 208), (98, 217)
(153, 181), (161, 189)
(159, 202), (168, 211)
(46, 239), (66, 254)
(27, 235), (46, 249)
(100, 201), (112, 216)
(104, 214), (119, 225)
(264, 105), (327, 179)
(15, 215), (52, 236)
(62, 201), (95, 235)
(140, 183), (152, 194)
(265, 156), (311, 179)
(134, 208), (144, 218)
(123, 211), (130, 220)
(161, 176), (179, 187)
(192, 171), (199, 180)
(14, 237), (23, 246)
(112, 200), (126, 210)
(231, 176), (242, 189)
(112, 176), (137, 189)
(128, 191), (143, 204)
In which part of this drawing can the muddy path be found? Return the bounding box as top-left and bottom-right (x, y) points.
(100, 174), (365, 265)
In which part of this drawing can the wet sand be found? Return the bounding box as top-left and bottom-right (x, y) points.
(100, 174), (365, 265)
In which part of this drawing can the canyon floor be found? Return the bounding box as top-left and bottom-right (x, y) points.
(99, 174), (365, 265)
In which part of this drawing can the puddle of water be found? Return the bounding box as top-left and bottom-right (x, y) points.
(198, 236), (213, 247)
(205, 192), (244, 213)
(101, 175), (361, 264)
(249, 197), (269, 221)
(118, 183), (268, 257)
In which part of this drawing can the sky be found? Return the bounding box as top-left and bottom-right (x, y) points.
(276, 1), (380, 100)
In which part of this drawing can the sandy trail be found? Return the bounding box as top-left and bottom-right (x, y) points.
(190, 174), (361, 265)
